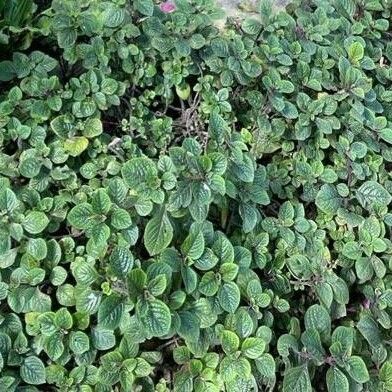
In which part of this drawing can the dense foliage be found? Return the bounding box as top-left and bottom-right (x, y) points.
(1, 0), (392, 390)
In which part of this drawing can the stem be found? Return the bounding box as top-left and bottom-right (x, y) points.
(289, 280), (313, 287)
(156, 337), (179, 351)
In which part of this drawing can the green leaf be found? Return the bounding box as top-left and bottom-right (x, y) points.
(128, 268), (147, 298)
(255, 353), (276, 378)
(173, 347), (191, 365)
(176, 83), (191, 100)
(304, 304), (331, 337)
(72, 99), (96, 117)
(301, 329), (325, 363)
(90, 222), (110, 244)
(357, 314), (382, 348)
(220, 356), (251, 383)
(379, 128), (392, 144)
(331, 326), (353, 356)
(357, 181), (392, 209)
(122, 157), (157, 189)
(316, 185), (341, 214)
(181, 265), (198, 294)
(177, 310), (200, 341)
(189, 34), (206, 49)
(55, 308), (73, 329)
(136, 298), (171, 337)
(144, 210), (173, 256)
(64, 137), (89, 157)
(4, 0), (33, 27)
(151, 37), (174, 53)
(348, 42), (364, 63)
(103, 5), (125, 28)
(50, 114), (73, 138)
(92, 189), (112, 215)
(111, 208), (132, 230)
(218, 282), (240, 313)
(135, 0), (154, 16)
(0, 60), (16, 81)
(20, 356), (46, 385)
(283, 365), (312, 392)
(231, 155), (254, 183)
(259, 0), (273, 23)
(110, 247), (134, 276)
(239, 203), (258, 233)
(147, 275), (167, 297)
(181, 226), (205, 260)
(242, 18), (262, 35)
(281, 101), (298, 119)
(92, 328), (116, 350)
(342, 241), (362, 260)
(345, 356), (369, 383)
(0, 188), (18, 212)
(19, 156), (41, 178)
(221, 330), (240, 354)
(98, 295), (125, 329)
(241, 337), (265, 359)
(209, 112), (228, 144)
(213, 234), (234, 263)
(326, 367), (349, 392)
(27, 238), (47, 260)
(76, 289), (102, 314)
(380, 290), (392, 307)
(135, 198), (153, 216)
(44, 332), (64, 360)
(73, 260), (99, 286)
(134, 358), (153, 377)
(328, 276), (349, 305)
(220, 263), (239, 282)
(67, 203), (94, 229)
(37, 312), (56, 335)
(83, 118), (103, 138)
(23, 211), (49, 234)
(380, 361), (392, 390)
(69, 331), (90, 355)
(199, 271), (219, 296)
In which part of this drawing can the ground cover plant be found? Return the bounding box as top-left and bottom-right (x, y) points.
(1, 0), (392, 390)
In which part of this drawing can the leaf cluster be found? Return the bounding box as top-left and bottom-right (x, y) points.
(1, 0), (392, 391)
